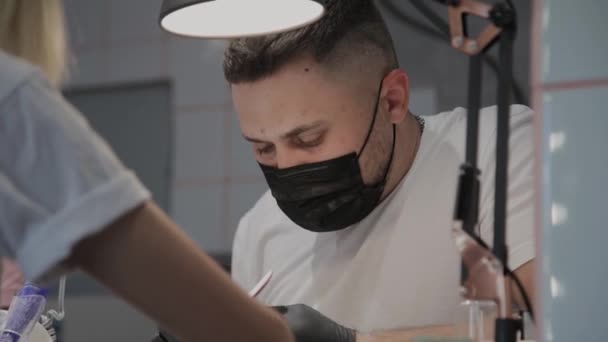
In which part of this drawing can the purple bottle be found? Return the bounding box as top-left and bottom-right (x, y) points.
(0, 284), (48, 342)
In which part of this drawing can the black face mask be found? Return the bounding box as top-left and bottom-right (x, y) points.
(259, 83), (396, 232)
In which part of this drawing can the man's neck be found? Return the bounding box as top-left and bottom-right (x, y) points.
(381, 113), (423, 200)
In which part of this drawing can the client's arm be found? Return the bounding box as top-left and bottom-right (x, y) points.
(69, 201), (294, 342)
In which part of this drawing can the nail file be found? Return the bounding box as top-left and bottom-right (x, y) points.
(248, 271), (273, 298)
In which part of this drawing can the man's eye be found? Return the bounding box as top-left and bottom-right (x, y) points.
(295, 135), (324, 148)
(256, 144), (275, 155)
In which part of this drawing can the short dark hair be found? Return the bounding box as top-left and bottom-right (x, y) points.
(222, 0), (398, 84)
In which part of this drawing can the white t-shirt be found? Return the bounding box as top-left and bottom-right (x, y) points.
(232, 105), (535, 333)
(0, 51), (150, 283)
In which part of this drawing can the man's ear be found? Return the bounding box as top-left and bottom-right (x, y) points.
(381, 69), (410, 124)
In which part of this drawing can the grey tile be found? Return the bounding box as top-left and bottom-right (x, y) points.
(174, 111), (225, 181)
(105, 41), (168, 84)
(168, 37), (231, 108)
(65, 49), (109, 87)
(108, 0), (164, 43)
(171, 184), (227, 253)
(64, 0), (109, 50)
(409, 87), (438, 116)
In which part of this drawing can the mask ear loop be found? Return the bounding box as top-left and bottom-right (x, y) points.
(379, 125), (397, 187)
(357, 80), (397, 188)
(357, 81), (385, 157)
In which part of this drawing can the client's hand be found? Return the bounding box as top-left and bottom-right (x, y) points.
(274, 304), (356, 342)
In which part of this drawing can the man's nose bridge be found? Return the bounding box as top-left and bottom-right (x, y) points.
(276, 146), (307, 169)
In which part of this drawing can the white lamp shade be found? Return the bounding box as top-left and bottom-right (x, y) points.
(160, 0), (325, 38)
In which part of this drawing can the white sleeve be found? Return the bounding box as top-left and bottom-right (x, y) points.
(0, 75), (150, 283)
(231, 211), (254, 291)
(478, 105), (535, 271)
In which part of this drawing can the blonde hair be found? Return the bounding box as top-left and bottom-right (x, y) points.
(0, 0), (69, 85)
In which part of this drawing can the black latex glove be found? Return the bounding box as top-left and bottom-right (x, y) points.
(274, 304), (356, 342)
(150, 334), (167, 342)
(151, 330), (179, 342)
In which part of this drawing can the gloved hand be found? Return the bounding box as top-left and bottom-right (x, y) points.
(274, 304), (356, 342)
(151, 330), (179, 342)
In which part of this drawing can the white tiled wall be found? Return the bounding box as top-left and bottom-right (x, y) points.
(171, 184), (225, 252)
(168, 38), (231, 109)
(174, 111), (225, 182)
(64, 0), (107, 50)
(105, 40), (168, 83)
(107, 0), (165, 42)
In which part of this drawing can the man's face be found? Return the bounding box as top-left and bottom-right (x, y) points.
(231, 56), (395, 185)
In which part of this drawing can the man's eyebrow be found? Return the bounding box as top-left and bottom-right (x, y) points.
(242, 120), (328, 143)
(242, 135), (268, 144)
